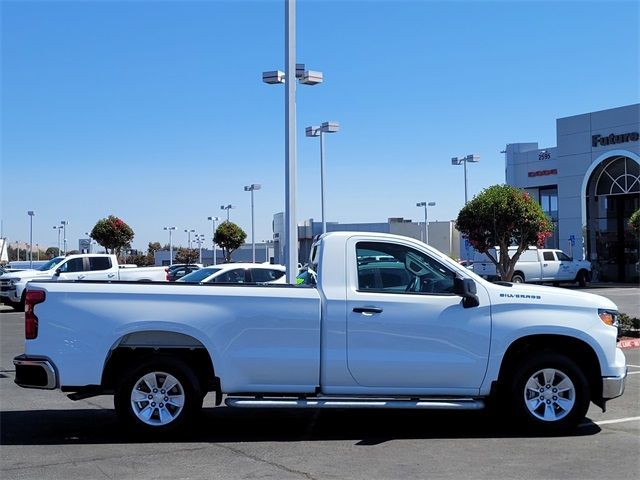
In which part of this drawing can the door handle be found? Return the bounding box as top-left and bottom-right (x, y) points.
(77, 275), (86, 280)
(107, 273), (116, 278)
(353, 307), (383, 315)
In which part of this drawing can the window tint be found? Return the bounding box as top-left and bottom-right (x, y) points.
(543, 251), (555, 261)
(356, 242), (455, 294)
(556, 252), (572, 261)
(58, 258), (84, 273)
(212, 269), (245, 283)
(250, 268), (285, 283)
(179, 268), (221, 283)
(89, 257), (112, 271)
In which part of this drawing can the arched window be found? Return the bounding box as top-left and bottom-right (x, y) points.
(594, 156), (640, 196)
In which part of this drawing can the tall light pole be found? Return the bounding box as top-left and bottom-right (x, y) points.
(27, 211), (35, 268)
(60, 220), (68, 255)
(207, 216), (220, 265)
(306, 121), (339, 234)
(194, 234), (205, 264)
(451, 154), (480, 205)
(164, 226), (176, 265)
(244, 184), (262, 263)
(15, 241), (19, 261)
(184, 229), (195, 249)
(53, 225), (63, 255)
(220, 204), (235, 222)
(416, 201), (436, 245)
(262, 0), (324, 284)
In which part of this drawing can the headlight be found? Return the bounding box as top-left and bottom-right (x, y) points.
(598, 309), (619, 327)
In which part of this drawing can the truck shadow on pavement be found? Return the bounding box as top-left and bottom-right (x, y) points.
(0, 407), (601, 445)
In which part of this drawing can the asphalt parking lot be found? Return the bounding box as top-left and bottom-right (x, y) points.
(1, 304), (639, 480)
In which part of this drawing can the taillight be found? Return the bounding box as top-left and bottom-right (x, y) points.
(25, 290), (46, 340)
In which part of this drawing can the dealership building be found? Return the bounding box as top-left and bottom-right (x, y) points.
(505, 104), (639, 282)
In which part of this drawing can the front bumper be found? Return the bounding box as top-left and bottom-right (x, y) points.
(602, 370), (627, 399)
(13, 354), (58, 389)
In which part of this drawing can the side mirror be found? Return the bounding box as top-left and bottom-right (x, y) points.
(54, 268), (62, 277)
(453, 277), (480, 308)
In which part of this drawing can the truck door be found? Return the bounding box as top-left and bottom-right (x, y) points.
(345, 239), (491, 392)
(54, 257), (86, 281)
(540, 251), (561, 281)
(81, 256), (118, 281)
(555, 251), (577, 281)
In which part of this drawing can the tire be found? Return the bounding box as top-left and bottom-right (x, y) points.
(576, 270), (588, 288)
(511, 273), (525, 284)
(508, 353), (589, 433)
(13, 292), (26, 312)
(114, 355), (202, 434)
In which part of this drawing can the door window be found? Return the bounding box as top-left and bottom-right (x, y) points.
(212, 269), (245, 283)
(543, 251), (555, 261)
(356, 242), (456, 294)
(89, 257), (112, 271)
(58, 258), (84, 273)
(556, 252), (572, 261)
(250, 268), (285, 283)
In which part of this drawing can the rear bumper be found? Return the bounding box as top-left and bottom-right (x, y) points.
(602, 370), (627, 399)
(13, 354), (58, 389)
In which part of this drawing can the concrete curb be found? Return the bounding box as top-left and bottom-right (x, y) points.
(618, 338), (640, 349)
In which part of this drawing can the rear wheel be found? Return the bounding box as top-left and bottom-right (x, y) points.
(114, 356), (202, 433)
(511, 272), (525, 283)
(576, 270), (588, 288)
(509, 353), (589, 433)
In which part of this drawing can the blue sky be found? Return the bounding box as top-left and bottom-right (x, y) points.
(2, 0), (639, 252)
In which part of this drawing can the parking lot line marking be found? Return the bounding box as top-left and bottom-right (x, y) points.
(626, 371), (640, 375)
(626, 364), (640, 368)
(594, 416), (640, 426)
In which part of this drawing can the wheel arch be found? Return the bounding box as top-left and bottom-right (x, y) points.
(101, 331), (218, 395)
(497, 333), (603, 405)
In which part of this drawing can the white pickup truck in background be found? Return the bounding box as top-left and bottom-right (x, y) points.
(470, 247), (592, 286)
(0, 254), (166, 310)
(13, 232), (625, 435)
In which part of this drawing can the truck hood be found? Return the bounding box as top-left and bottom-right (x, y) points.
(1, 270), (54, 281)
(487, 282), (617, 311)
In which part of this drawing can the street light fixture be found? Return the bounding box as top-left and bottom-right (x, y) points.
(194, 234), (205, 264)
(164, 226), (176, 266)
(60, 220), (69, 255)
(244, 184), (262, 263)
(207, 216), (220, 265)
(306, 121), (339, 234)
(220, 204), (235, 222)
(451, 154), (480, 204)
(416, 202), (436, 245)
(27, 211), (35, 268)
(53, 225), (63, 255)
(262, 0), (325, 284)
(184, 229), (196, 249)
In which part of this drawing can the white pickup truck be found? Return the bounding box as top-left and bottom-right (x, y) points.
(471, 247), (592, 286)
(13, 232), (626, 434)
(0, 254), (165, 310)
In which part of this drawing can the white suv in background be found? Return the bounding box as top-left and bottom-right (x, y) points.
(177, 263), (286, 284)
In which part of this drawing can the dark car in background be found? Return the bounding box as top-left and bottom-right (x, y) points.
(165, 264), (202, 281)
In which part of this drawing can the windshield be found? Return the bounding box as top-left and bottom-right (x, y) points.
(178, 267), (221, 283)
(38, 257), (65, 271)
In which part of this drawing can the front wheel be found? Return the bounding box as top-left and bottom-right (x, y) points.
(509, 353), (589, 433)
(114, 356), (202, 433)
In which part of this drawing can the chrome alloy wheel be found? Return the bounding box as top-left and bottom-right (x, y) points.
(524, 368), (576, 422)
(130, 371), (185, 426)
